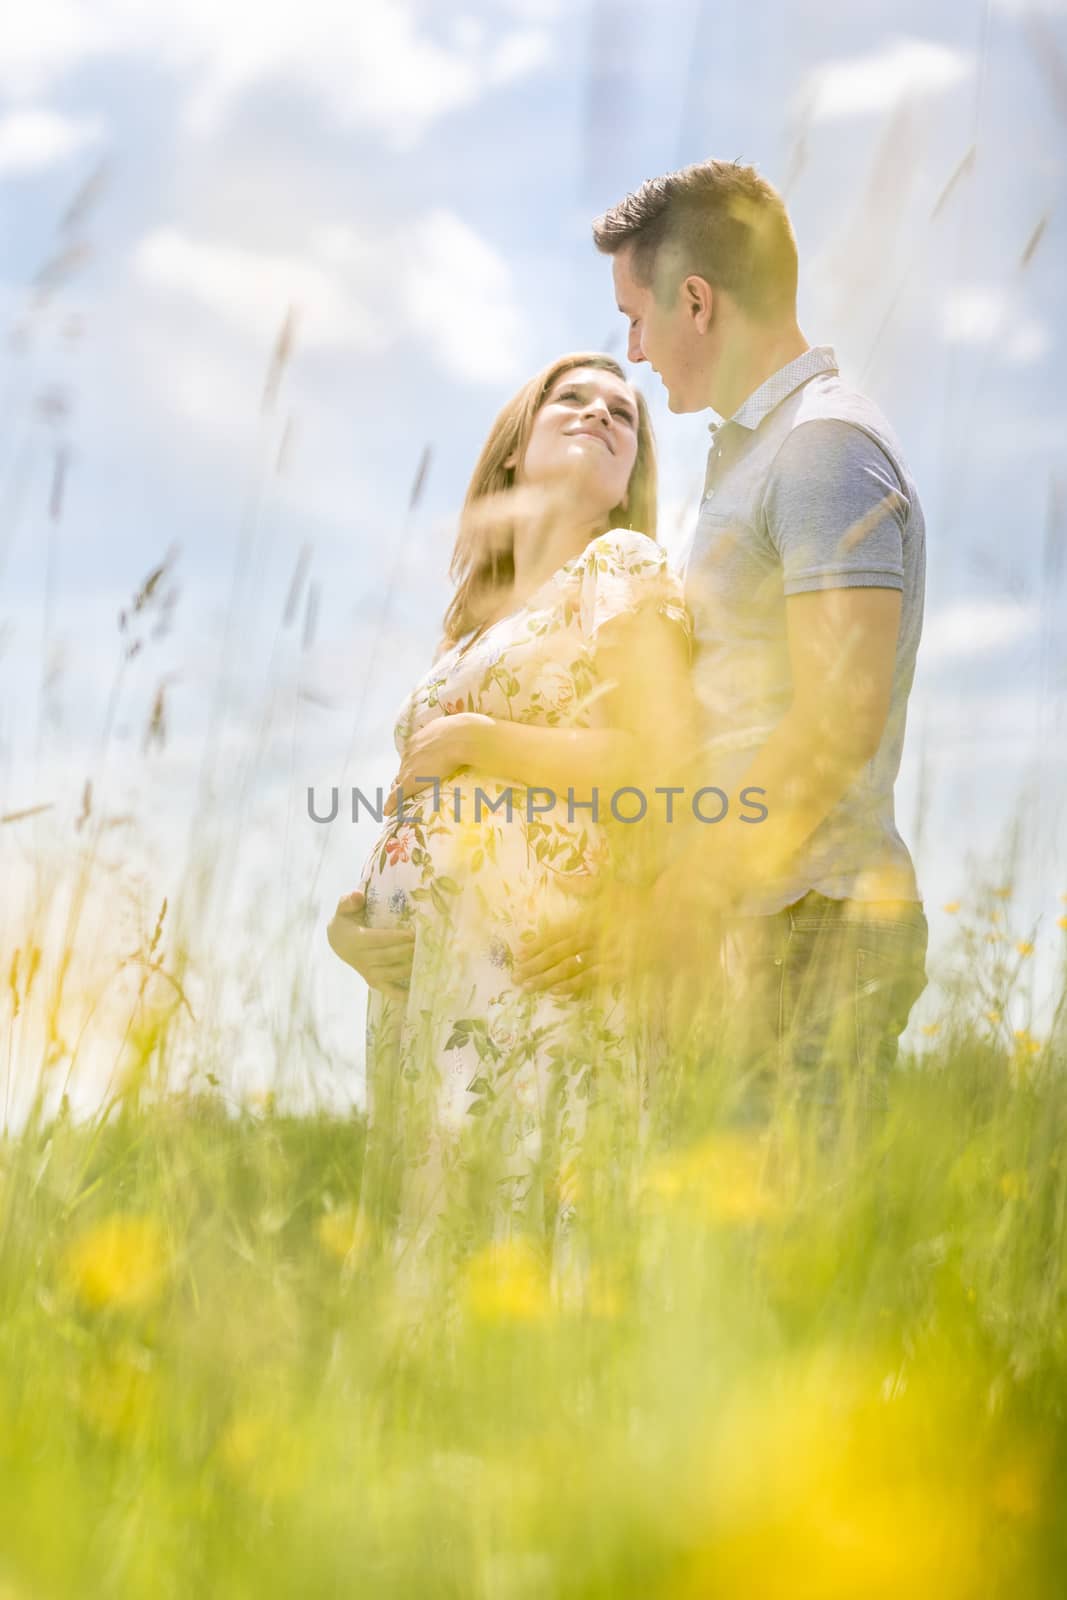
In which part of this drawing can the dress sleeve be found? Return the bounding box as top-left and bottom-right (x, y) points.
(578, 529), (692, 656)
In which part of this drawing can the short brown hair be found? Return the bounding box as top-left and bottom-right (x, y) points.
(592, 159), (798, 321)
(442, 352), (657, 649)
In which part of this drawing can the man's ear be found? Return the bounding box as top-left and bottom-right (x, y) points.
(684, 275), (713, 334)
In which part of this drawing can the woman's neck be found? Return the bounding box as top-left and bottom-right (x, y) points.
(509, 508), (606, 608)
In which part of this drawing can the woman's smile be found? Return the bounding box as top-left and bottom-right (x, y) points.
(565, 426), (614, 452)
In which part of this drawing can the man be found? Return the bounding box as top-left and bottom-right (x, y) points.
(515, 159), (928, 1127)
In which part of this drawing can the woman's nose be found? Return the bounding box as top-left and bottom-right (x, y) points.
(581, 399), (611, 424)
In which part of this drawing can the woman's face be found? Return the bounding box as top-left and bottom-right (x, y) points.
(516, 366), (640, 516)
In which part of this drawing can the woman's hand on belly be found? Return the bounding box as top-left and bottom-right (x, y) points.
(327, 890), (414, 998)
(385, 712), (494, 816)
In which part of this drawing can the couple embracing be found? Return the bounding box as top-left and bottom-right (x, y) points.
(327, 158), (928, 1265)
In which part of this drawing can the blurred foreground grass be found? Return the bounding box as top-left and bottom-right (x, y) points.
(1, 1007), (1066, 1597)
(3, 151), (1066, 1596)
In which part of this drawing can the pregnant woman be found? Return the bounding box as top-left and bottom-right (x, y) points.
(328, 352), (696, 1276)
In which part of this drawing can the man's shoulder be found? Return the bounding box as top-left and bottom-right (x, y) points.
(759, 374), (925, 551)
(785, 371), (908, 466)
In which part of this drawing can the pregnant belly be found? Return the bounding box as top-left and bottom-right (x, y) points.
(357, 774), (610, 934)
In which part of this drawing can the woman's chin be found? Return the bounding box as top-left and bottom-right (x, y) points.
(532, 457), (626, 519)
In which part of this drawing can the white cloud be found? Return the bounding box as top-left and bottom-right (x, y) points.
(0, 107), (102, 174)
(129, 317), (265, 436)
(131, 210), (525, 385)
(0, 3), (94, 99)
(483, 0), (563, 17)
(1005, 321), (1052, 365)
(133, 226), (382, 351)
(942, 285), (1050, 365)
(943, 286), (1006, 344)
(404, 210), (525, 383)
(992, 0), (1067, 12)
(804, 37), (972, 123)
(486, 27), (552, 83)
(922, 599), (1037, 665)
(0, 0), (551, 148)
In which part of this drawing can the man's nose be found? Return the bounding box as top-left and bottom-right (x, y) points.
(627, 329), (646, 364)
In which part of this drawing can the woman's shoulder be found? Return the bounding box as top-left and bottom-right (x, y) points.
(581, 527), (674, 575)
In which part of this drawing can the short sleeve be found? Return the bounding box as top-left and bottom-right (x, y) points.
(762, 420), (909, 596)
(578, 529), (692, 656)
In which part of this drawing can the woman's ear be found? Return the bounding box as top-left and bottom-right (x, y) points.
(503, 452), (518, 471)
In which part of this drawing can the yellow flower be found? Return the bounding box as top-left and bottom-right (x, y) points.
(1016, 941), (1034, 958)
(942, 901), (961, 915)
(999, 1171), (1028, 1201)
(993, 885), (1013, 900)
(462, 1238), (553, 1323)
(642, 1130), (782, 1224)
(73, 1347), (159, 1441)
(1013, 1029), (1042, 1056)
(669, 1351), (992, 1600)
(315, 1204), (372, 1263)
(984, 1009), (1001, 1025)
(989, 1446), (1047, 1521)
(61, 1214), (168, 1311)
(217, 1409), (309, 1501)
(920, 1022), (941, 1038)
(1057, 915), (1067, 931)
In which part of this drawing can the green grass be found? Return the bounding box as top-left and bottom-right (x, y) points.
(0, 1011), (1065, 1597)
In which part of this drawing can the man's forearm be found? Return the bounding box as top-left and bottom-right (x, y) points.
(672, 707), (877, 901)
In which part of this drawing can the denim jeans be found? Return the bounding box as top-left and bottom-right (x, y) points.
(714, 892), (929, 1129)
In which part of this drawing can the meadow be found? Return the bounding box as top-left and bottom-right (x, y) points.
(1, 898), (1065, 1595)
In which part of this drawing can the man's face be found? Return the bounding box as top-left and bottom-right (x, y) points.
(612, 244), (710, 414)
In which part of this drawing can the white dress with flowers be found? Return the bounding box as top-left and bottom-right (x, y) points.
(354, 529), (690, 1267)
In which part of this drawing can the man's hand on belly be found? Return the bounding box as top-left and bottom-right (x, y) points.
(512, 877), (642, 998)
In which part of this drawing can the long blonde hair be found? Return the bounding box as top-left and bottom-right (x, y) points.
(441, 352), (658, 649)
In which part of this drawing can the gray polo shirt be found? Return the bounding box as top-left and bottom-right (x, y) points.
(681, 345), (925, 914)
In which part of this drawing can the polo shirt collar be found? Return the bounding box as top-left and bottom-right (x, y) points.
(713, 345), (839, 434)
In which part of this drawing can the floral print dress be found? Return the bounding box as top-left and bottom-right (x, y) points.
(354, 529), (691, 1271)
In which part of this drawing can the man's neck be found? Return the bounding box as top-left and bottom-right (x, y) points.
(713, 323), (810, 422)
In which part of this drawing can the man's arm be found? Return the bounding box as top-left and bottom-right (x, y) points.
(689, 584), (902, 903)
(676, 416), (911, 908)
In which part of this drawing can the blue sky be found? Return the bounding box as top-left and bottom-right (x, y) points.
(1, 0), (1065, 1113)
